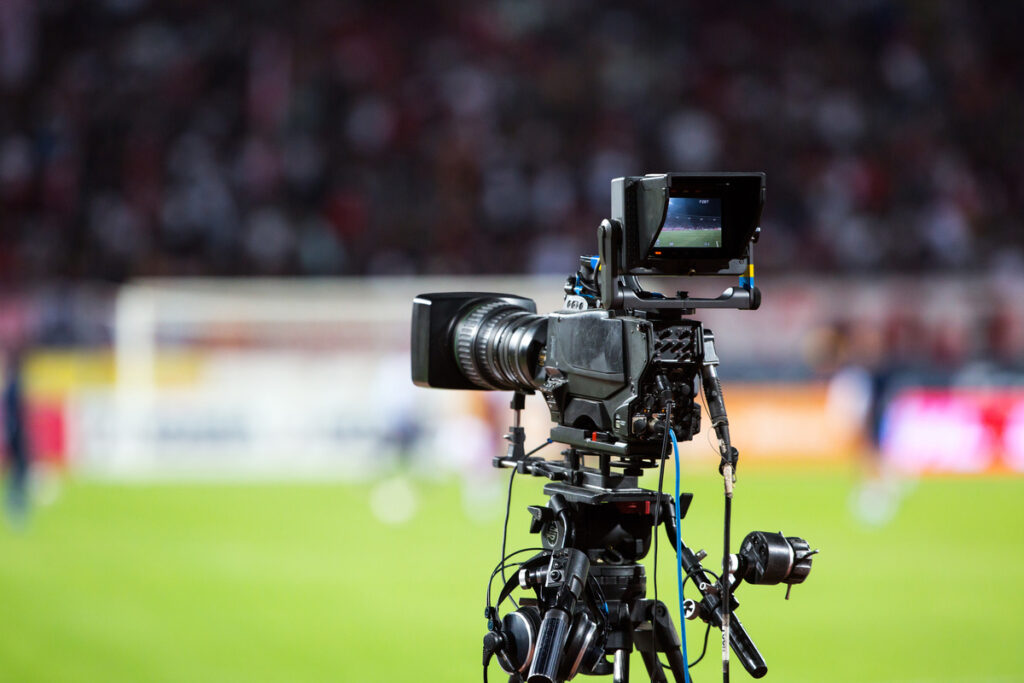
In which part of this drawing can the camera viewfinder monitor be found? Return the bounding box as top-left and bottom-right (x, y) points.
(611, 172), (765, 276)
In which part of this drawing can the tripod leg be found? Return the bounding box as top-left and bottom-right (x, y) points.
(631, 619), (669, 683)
(637, 646), (669, 682)
(650, 601), (689, 683)
(613, 649), (630, 683)
(634, 600), (690, 683)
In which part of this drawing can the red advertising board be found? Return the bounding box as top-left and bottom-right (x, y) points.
(881, 389), (1024, 474)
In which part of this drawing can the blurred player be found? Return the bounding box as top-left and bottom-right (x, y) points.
(3, 348), (31, 527)
(813, 320), (909, 525)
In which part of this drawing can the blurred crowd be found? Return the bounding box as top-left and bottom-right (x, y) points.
(1, 0), (1023, 284)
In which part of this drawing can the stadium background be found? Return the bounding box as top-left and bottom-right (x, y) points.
(1, 1), (1023, 681)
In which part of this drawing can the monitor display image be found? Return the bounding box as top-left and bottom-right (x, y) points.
(653, 197), (722, 249)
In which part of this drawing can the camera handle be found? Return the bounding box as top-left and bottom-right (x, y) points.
(595, 219), (761, 313)
(661, 500), (768, 679)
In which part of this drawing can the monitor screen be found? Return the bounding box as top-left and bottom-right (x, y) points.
(652, 197), (722, 249)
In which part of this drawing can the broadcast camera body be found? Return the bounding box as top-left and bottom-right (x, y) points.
(412, 173), (764, 458)
(410, 173), (816, 683)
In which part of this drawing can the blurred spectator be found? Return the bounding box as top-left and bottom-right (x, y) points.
(0, 0), (1021, 283)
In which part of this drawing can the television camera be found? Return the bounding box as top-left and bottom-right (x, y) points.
(411, 173), (817, 682)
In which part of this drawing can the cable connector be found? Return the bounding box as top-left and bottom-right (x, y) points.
(722, 463), (734, 498)
(718, 446), (738, 477)
(484, 605), (499, 630)
(482, 630), (504, 666)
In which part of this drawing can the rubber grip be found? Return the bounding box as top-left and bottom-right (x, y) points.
(728, 613), (767, 678)
(527, 609), (572, 683)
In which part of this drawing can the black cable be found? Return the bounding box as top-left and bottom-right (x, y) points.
(681, 567), (720, 589)
(689, 623), (712, 669)
(651, 402), (674, 671)
(524, 439), (555, 459)
(698, 389), (718, 455)
(722, 488), (732, 683)
(672, 569), (717, 671)
(500, 467), (518, 606)
(498, 439), (553, 608)
(488, 552), (543, 587)
(699, 364), (734, 683)
(486, 547), (546, 609)
(483, 547), (547, 683)
(589, 575), (609, 628)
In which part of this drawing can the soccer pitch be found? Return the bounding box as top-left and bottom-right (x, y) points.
(1, 466), (1022, 682)
(656, 228), (721, 248)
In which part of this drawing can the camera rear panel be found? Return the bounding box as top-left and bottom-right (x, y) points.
(650, 322), (699, 366)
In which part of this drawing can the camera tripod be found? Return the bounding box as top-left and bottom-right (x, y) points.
(482, 313), (813, 683)
(486, 449), (767, 683)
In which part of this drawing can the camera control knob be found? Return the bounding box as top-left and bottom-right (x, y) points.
(631, 415), (647, 435)
(527, 505), (553, 534)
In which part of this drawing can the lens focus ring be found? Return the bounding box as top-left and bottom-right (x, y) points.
(453, 299), (546, 391)
(454, 300), (518, 389)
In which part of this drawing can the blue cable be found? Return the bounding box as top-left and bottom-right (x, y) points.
(670, 428), (692, 683)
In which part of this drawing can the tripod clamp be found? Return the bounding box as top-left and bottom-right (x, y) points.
(504, 392), (528, 461)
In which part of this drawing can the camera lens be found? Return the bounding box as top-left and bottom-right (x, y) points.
(452, 299), (548, 391)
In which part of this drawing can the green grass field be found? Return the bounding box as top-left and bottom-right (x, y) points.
(1, 466), (1023, 682)
(656, 229), (721, 248)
